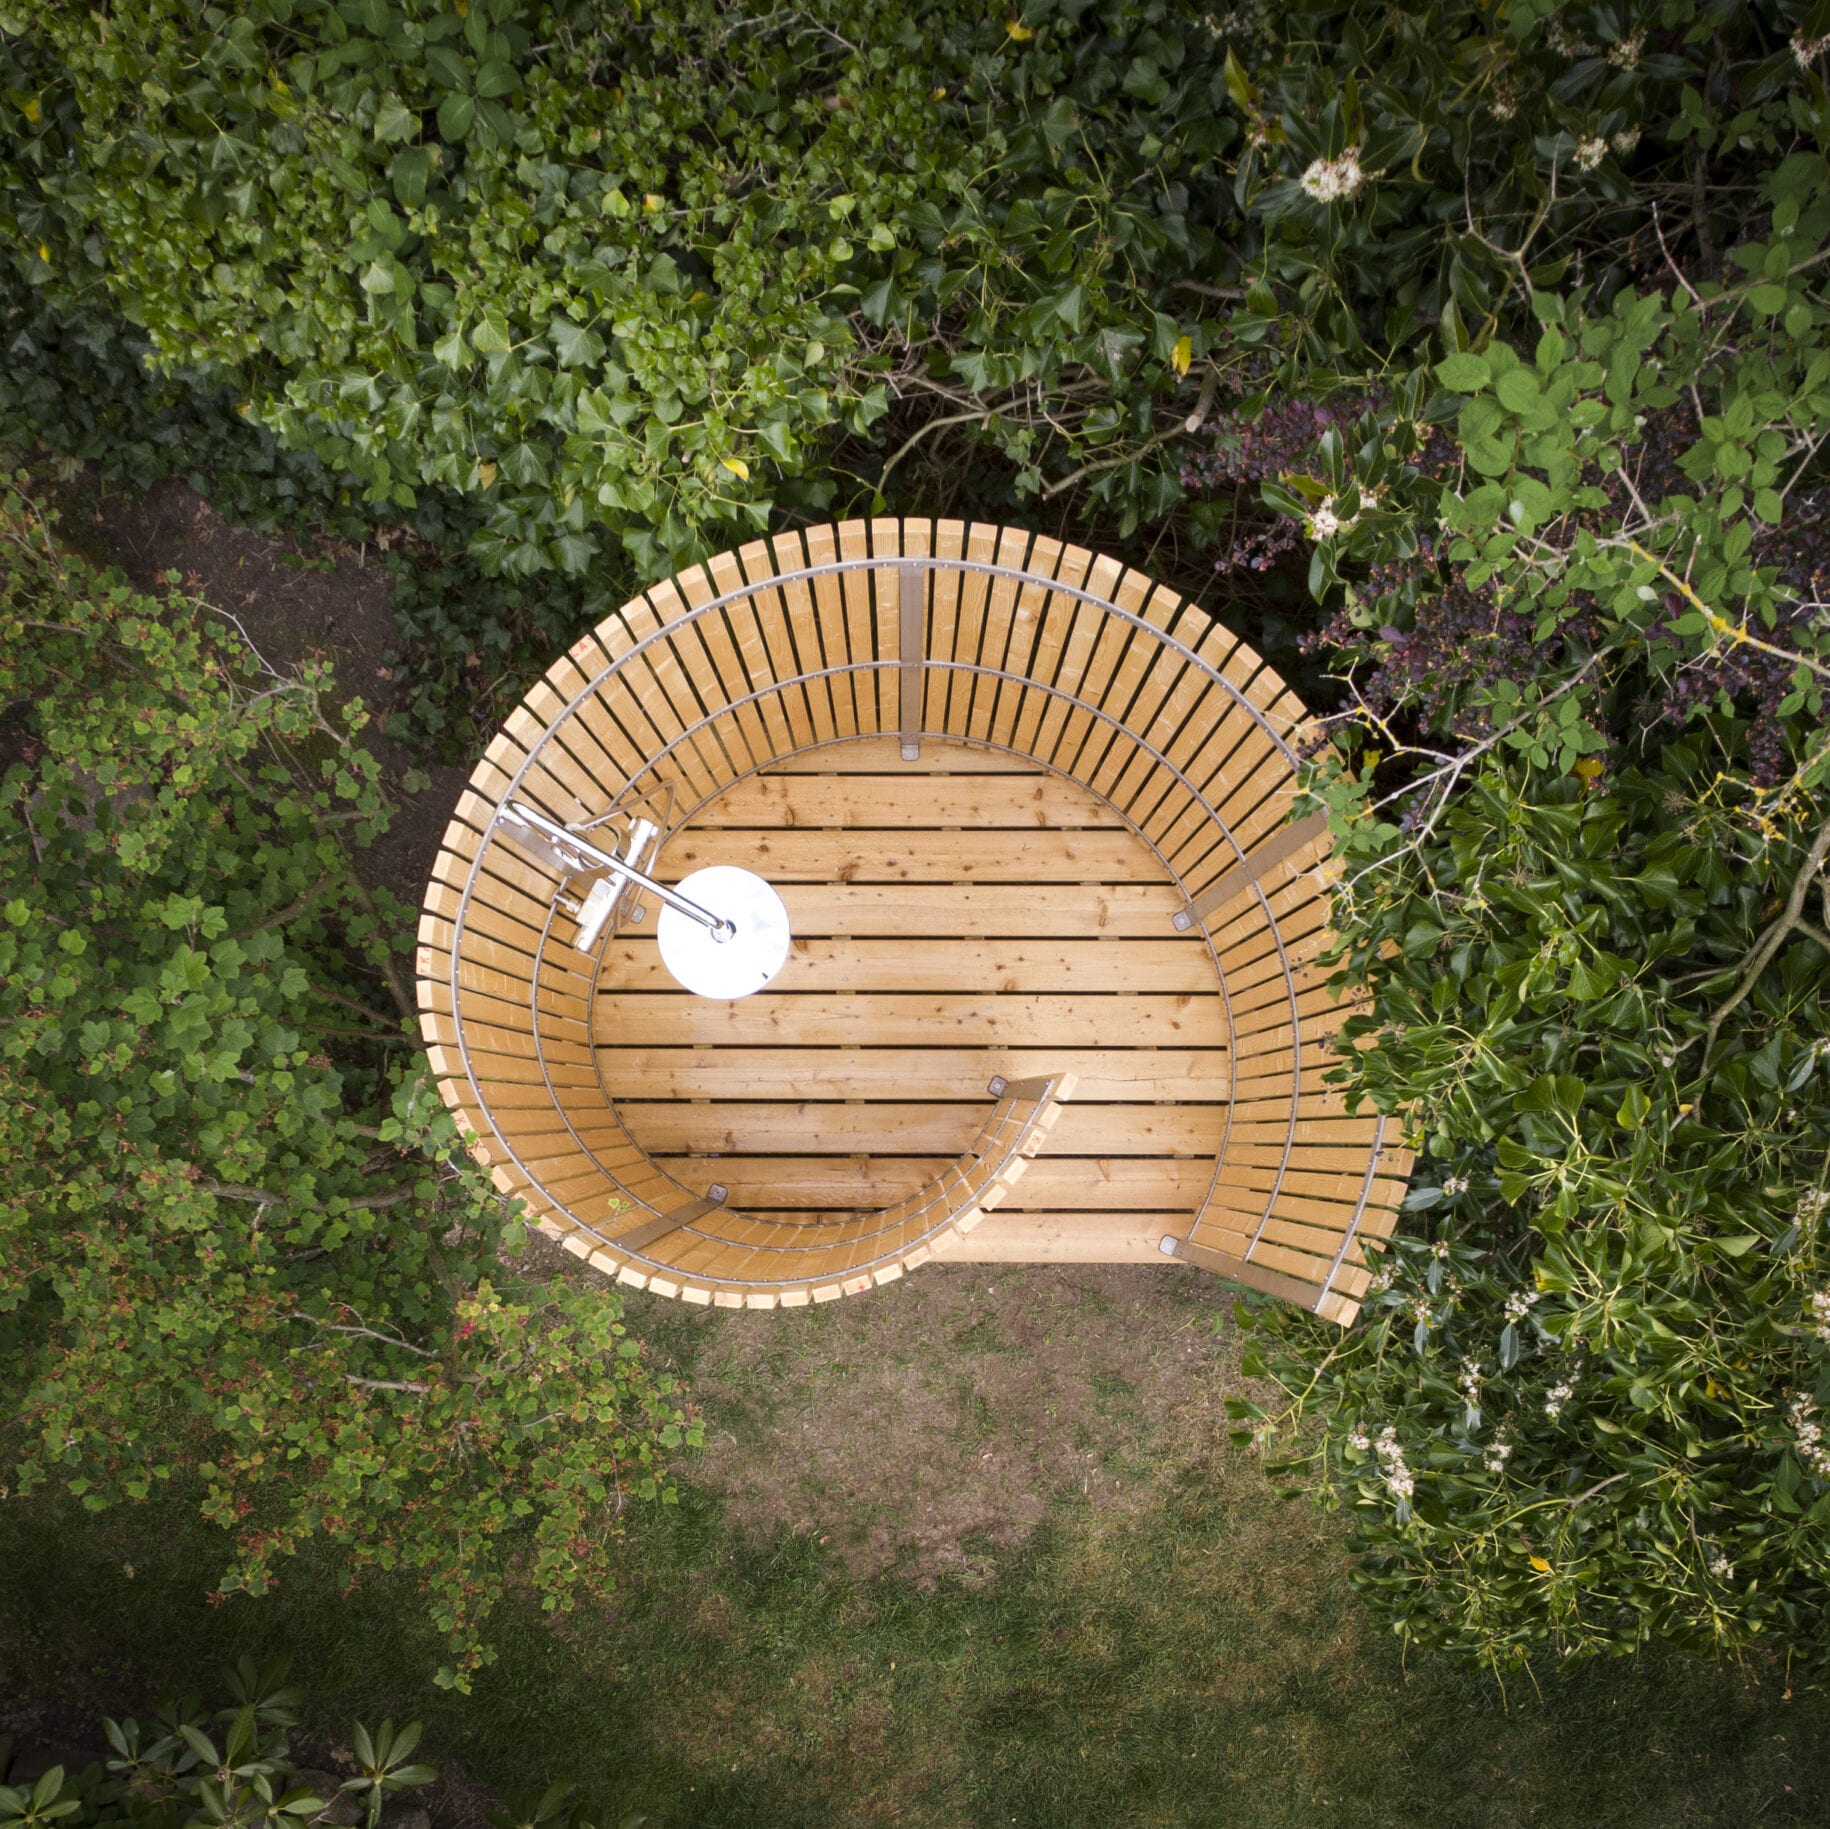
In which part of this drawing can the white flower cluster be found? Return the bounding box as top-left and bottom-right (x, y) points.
(1793, 31), (1830, 69)
(1812, 1290), (1830, 1344)
(1444, 1175), (1470, 1197)
(1801, 1187), (1830, 1225)
(1484, 1430), (1514, 1476)
(1607, 31), (1645, 71)
(1299, 148), (1366, 204)
(1707, 1548), (1736, 1579)
(1347, 1427), (1371, 1452)
(1546, 20), (1593, 56)
(1459, 1357), (1484, 1405)
(1575, 135), (1610, 172)
(1308, 495), (1359, 540)
(1544, 1376), (1577, 1420)
(1488, 90), (1518, 123)
(1612, 126), (1641, 156)
(1503, 1288), (1540, 1324)
(1374, 1424), (1415, 1501)
(1788, 1391), (1830, 1479)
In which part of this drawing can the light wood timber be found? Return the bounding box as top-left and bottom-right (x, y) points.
(418, 520), (1411, 1318)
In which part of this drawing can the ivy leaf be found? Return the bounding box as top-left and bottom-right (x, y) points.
(469, 314), (512, 355)
(1052, 283), (1087, 332)
(373, 93), (417, 143)
(547, 316), (603, 369)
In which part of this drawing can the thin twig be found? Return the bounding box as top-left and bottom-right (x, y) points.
(877, 407), (996, 489)
(292, 1314), (437, 1356)
(230, 869), (338, 939)
(1041, 425), (1180, 500)
(202, 1179), (420, 1211)
(1567, 1471), (1630, 1507)
(1682, 811), (1830, 1077)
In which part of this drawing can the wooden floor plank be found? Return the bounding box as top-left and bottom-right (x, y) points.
(593, 990), (1228, 1049)
(756, 883), (1188, 936)
(660, 826), (1158, 883)
(654, 1155), (1217, 1210)
(601, 1046), (1229, 1103)
(603, 935), (1219, 994)
(945, 1211), (1177, 1263)
(613, 1099), (1226, 1155)
(686, 773), (1126, 829)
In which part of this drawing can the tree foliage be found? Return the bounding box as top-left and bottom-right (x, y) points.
(0, 480), (698, 1688)
(7, 0), (1830, 1683)
(0, 0), (1232, 578)
(1197, 2), (1830, 1673)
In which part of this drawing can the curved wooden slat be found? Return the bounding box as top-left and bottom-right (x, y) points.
(416, 520), (1410, 1321)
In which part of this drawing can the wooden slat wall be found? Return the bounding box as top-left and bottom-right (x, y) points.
(416, 519), (1410, 1322)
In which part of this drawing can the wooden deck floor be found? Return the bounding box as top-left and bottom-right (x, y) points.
(595, 737), (1228, 1262)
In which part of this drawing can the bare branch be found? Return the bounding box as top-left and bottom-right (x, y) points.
(1680, 811), (1830, 1079)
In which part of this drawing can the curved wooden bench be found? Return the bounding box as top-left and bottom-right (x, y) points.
(416, 519), (1411, 1322)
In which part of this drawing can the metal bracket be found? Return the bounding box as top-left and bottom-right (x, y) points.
(898, 561), (924, 762)
(1172, 811), (1329, 931)
(611, 1187), (729, 1257)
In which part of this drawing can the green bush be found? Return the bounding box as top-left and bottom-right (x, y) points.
(0, 478), (699, 1687)
(0, 1659), (435, 1829)
(0, 1657), (642, 1829)
(0, 0), (1268, 582)
(1199, 3), (1830, 1674)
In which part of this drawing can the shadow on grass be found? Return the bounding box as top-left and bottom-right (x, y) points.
(3, 1450), (1828, 1829)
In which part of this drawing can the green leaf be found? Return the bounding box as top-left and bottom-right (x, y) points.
(373, 93), (417, 143)
(391, 147), (432, 208)
(436, 91), (475, 141)
(469, 313), (512, 355)
(1494, 368), (1543, 414)
(474, 60), (519, 98)
(1435, 352), (1491, 391)
(547, 316), (603, 369)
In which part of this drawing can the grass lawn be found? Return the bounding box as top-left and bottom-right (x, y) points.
(5, 1261), (1827, 1828)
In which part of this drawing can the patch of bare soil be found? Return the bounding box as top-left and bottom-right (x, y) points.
(635, 1261), (1247, 1584)
(51, 470), (468, 910)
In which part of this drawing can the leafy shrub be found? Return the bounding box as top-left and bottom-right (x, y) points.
(0, 1659), (434, 1829)
(1196, 5), (1830, 1673)
(0, 0), (1279, 582)
(0, 1657), (643, 1829)
(0, 477), (698, 1687)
